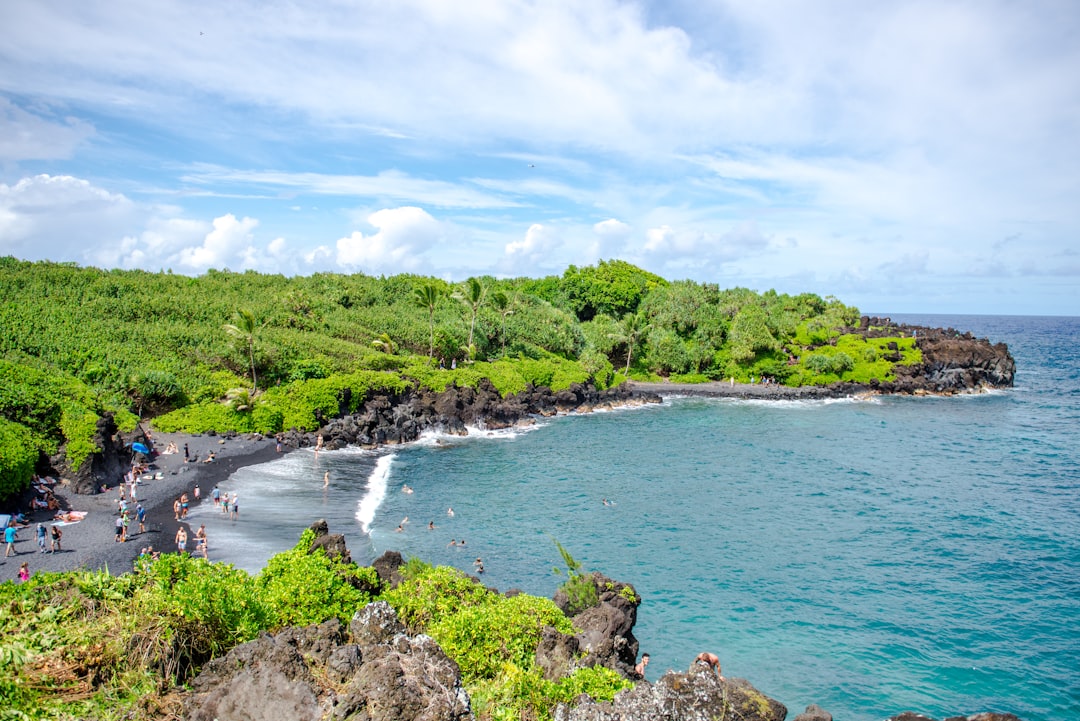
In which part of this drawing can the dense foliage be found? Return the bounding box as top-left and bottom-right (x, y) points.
(0, 536), (629, 721)
(0, 256), (919, 502)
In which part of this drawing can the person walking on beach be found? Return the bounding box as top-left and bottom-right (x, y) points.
(50, 525), (62, 553)
(114, 515), (124, 542)
(36, 523), (47, 553)
(175, 527), (187, 554)
(211, 484), (220, 506)
(229, 494), (238, 521)
(173, 497), (181, 521)
(180, 493), (190, 519)
(17, 561), (30, 583)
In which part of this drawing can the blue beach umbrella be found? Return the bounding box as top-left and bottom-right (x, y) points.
(131, 442), (151, 455)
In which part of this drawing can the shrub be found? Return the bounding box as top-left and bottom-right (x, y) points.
(256, 529), (379, 628)
(0, 418), (37, 499)
(428, 593), (573, 682)
(382, 564), (493, 632)
(129, 553), (269, 681)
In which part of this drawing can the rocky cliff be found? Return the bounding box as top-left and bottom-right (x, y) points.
(854, 316), (1015, 394)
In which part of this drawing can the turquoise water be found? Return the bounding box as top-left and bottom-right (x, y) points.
(188, 315), (1080, 721)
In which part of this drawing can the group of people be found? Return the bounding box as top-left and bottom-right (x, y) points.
(632, 651), (723, 682)
(174, 523), (208, 558)
(210, 485), (239, 520)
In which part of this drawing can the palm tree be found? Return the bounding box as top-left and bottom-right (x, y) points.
(452, 277), (486, 353)
(609, 312), (646, 375)
(223, 309), (260, 394)
(413, 283), (442, 358)
(491, 290), (515, 357)
(372, 333), (398, 354)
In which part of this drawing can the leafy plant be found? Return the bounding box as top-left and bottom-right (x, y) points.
(552, 540), (598, 615)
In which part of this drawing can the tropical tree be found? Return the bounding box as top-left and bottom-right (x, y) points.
(608, 312), (647, 374)
(223, 309), (261, 394)
(371, 333), (398, 354)
(452, 277), (486, 353)
(413, 282), (443, 358)
(491, 290), (515, 357)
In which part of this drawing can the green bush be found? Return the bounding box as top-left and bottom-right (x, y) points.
(129, 554), (270, 680)
(428, 593), (573, 682)
(256, 529), (379, 628)
(382, 564), (493, 632)
(0, 417), (37, 503)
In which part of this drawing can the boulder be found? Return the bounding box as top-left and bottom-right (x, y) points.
(184, 602), (471, 721)
(794, 703), (833, 721)
(555, 663), (786, 721)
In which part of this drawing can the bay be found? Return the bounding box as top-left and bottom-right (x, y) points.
(187, 314), (1080, 721)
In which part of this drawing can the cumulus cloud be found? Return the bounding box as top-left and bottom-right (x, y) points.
(0, 175), (137, 260)
(585, 218), (632, 261)
(502, 223), (563, 273)
(335, 206), (443, 272)
(640, 221), (769, 271)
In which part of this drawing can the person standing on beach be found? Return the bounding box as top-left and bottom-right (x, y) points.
(36, 523), (47, 553)
(114, 516), (124, 543)
(195, 524), (208, 559)
(180, 493), (190, 519)
(323, 471), (329, 488)
(175, 527), (187, 553)
(17, 561), (30, 583)
(211, 484), (220, 506)
(136, 504), (146, 534)
(183, 443), (189, 462)
(49, 525), (62, 553)
(194, 483), (200, 500)
(173, 497), (181, 521)
(229, 494), (238, 521)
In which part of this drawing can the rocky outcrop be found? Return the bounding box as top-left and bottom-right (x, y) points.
(550, 573), (641, 680)
(183, 604), (472, 721)
(284, 381), (661, 451)
(555, 661), (787, 721)
(793, 703), (833, 721)
(855, 317), (1015, 394)
(62, 412), (130, 495)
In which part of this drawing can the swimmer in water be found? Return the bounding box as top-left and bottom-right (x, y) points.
(447, 507), (454, 516)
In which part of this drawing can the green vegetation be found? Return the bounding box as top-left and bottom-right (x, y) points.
(0, 534), (630, 720)
(0, 256), (920, 503)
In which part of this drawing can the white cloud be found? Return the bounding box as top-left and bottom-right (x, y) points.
(177, 214), (259, 271)
(335, 206), (443, 272)
(506, 223), (560, 260)
(0, 99), (95, 162)
(0, 175), (137, 260)
(639, 220), (769, 271)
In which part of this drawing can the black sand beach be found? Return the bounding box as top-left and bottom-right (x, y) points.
(0, 431), (286, 583)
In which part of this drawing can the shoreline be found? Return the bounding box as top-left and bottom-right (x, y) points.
(0, 379), (975, 584)
(0, 431), (286, 583)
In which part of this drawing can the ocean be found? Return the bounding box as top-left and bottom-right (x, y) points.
(185, 314), (1080, 721)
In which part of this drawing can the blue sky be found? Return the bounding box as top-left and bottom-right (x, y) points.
(1, 1), (1077, 315)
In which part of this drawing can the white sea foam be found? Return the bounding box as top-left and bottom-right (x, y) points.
(355, 454), (395, 533)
